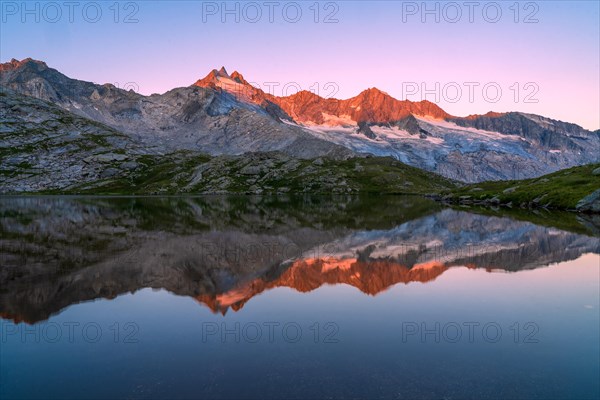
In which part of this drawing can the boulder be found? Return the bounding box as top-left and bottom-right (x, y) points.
(576, 189), (600, 213)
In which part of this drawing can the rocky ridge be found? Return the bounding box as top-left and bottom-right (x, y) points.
(2, 58), (600, 184)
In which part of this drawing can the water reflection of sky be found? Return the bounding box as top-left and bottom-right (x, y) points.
(2, 254), (598, 399)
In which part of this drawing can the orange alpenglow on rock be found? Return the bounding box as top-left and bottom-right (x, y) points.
(195, 257), (449, 314)
(193, 67), (452, 125)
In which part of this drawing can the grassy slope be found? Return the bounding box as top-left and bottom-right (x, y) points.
(442, 163), (600, 210)
(53, 154), (455, 195)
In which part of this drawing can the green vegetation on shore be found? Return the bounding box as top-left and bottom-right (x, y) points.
(440, 163), (600, 211)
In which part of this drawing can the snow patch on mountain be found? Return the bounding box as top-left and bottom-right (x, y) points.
(298, 117), (533, 162)
(370, 125), (445, 145)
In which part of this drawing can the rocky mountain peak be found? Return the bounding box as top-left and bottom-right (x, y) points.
(361, 87), (388, 96)
(0, 57), (48, 72)
(464, 111), (507, 120)
(353, 87), (388, 102)
(283, 90), (322, 101)
(343, 88), (450, 122)
(194, 68), (227, 88)
(217, 66), (229, 77)
(230, 71), (248, 85)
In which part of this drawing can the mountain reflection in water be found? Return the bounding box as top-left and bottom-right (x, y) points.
(1, 195), (599, 323)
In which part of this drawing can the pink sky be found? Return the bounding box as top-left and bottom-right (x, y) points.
(2, 1), (599, 129)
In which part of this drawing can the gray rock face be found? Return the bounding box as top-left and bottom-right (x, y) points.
(0, 88), (149, 192)
(392, 114), (423, 136)
(449, 113), (592, 150)
(577, 189), (600, 213)
(357, 121), (377, 139)
(304, 114), (600, 183)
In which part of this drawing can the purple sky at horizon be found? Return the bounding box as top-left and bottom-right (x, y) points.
(1, 1), (599, 129)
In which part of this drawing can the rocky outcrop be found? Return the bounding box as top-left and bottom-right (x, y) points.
(357, 121), (376, 139)
(577, 189), (600, 213)
(392, 114), (425, 136)
(0, 88), (149, 192)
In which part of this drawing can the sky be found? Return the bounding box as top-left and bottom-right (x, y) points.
(1, 0), (599, 130)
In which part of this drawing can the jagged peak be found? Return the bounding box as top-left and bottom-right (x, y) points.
(195, 69), (223, 87)
(349, 87), (397, 104)
(230, 71), (248, 84)
(217, 66), (229, 77)
(0, 57), (48, 72)
(194, 66), (238, 87)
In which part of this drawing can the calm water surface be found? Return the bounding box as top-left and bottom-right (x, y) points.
(1, 196), (599, 399)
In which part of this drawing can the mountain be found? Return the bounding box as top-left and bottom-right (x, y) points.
(193, 68), (449, 125)
(189, 63), (599, 181)
(0, 88), (453, 194)
(0, 58), (352, 159)
(193, 66), (290, 121)
(1, 58), (599, 183)
(272, 88), (451, 125)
